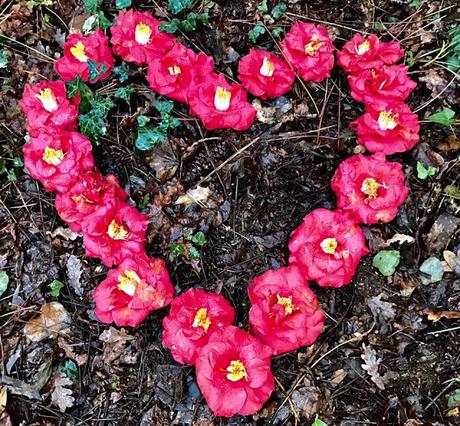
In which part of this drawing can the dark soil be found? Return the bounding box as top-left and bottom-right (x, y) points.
(1, 1), (459, 425)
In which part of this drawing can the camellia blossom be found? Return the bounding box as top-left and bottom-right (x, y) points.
(189, 74), (256, 131)
(55, 171), (127, 232)
(350, 102), (420, 155)
(55, 29), (114, 83)
(348, 65), (417, 108)
(23, 131), (94, 193)
(162, 288), (235, 365)
(238, 48), (295, 99)
(93, 254), (174, 327)
(331, 153), (408, 224)
(19, 80), (79, 137)
(82, 200), (149, 267)
(281, 22), (335, 82)
(248, 266), (324, 355)
(337, 34), (404, 74)
(110, 10), (176, 65)
(289, 208), (368, 288)
(147, 44), (214, 103)
(195, 325), (274, 417)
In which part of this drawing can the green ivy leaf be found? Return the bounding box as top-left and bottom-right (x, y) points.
(257, 0), (268, 13)
(191, 231), (206, 246)
(135, 127), (168, 151)
(249, 22), (266, 43)
(188, 245), (200, 259)
(169, 242), (185, 256)
(79, 113), (107, 142)
(372, 250), (400, 276)
(88, 60), (108, 81)
(83, 0), (99, 14)
(159, 20), (181, 34)
(447, 389), (460, 408)
(113, 62), (129, 83)
(0, 51), (9, 69)
(405, 50), (415, 67)
(0, 271), (9, 297)
(426, 108), (456, 126)
(272, 27), (283, 38)
(59, 360), (78, 380)
(114, 86), (135, 104)
(6, 169), (17, 182)
(50, 279), (64, 297)
(97, 11), (112, 30)
(168, 0), (192, 15)
(311, 415), (328, 426)
(138, 194), (151, 209)
(155, 100), (175, 115)
(181, 12), (197, 32)
(137, 115), (150, 127)
(271, 3), (287, 19)
(66, 77), (92, 113)
(89, 94), (115, 117)
(416, 161), (437, 180)
(197, 12), (209, 25)
(82, 15), (97, 34)
(115, 0), (132, 9)
(419, 257), (444, 285)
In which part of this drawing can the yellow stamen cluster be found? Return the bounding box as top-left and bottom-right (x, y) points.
(304, 35), (323, 56)
(135, 23), (152, 45)
(276, 294), (293, 315)
(117, 270), (141, 296)
(356, 40), (371, 55)
(260, 57), (275, 77)
(214, 87), (231, 111)
(226, 360), (248, 382)
(107, 220), (129, 240)
(42, 147), (64, 166)
(36, 88), (58, 112)
(70, 42), (88, 62)
(361, 177), (386, 200)
(168, 65), (182, 75)
(378, 110), (399, 130)
(192, 307), (211, 332)
(320, 237), (338, 255)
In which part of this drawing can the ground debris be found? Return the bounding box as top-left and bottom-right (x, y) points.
(66, 255), (83, 297)
(361, 343), (385, 390)
(50, 372), (75, 412)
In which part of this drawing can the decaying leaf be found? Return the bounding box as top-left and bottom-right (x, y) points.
(57, 338), (88, 366)
(66, 255), (83, 297)
(48, 226), (81, 241)
(437, 135), (460, 152)
(426, 310), (460, 322)
(367, 293), (396, 321)
(175, 186), (212, 206)
(443, 250), (460, 274)
(361, 344), (385, 390)
(0, 386), (7, 413)
(385, 233), (415, 246)
(99, 327), (135, 364)
(51, 372), (75, 412)
(23, 302), (71, 342)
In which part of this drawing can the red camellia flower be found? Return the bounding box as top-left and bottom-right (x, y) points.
(281, 22), (334, 82)
(82, 200), (148, 267)
(248, 266), (324, 355)
(19, 80), (79, 137)
(110, 10), (176, 65)
(238, 48), (295, 99)
(23, 131), (94, 193)
(93, 254), (174, 327)
(55, 29), (114, 83)
(195, 326), (274, 417)
(348, 65), (417, 108)
(55, 171), (127, 232)
(337, 34), (404, 74)
(331, 153), (408, 224)
(289, 208), (368, 288)
(189, 74), (256, 130)
(350, 102), (420, 155)
(162, 288), (235, 365)
(147, 44), (214, 103)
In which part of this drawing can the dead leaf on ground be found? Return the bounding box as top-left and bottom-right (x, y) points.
(146, 139), (179, 181)
(23, 302), (72, 342)
(51, 372), (75, 413)
(175, 186), (213, 206)
(0, 386), (7, 413)
(47, 227), (81, 241)
(329, 369), (347, 387)
(66, 255), (83, 297)
(57, 338), (88, 366)
(99, 327), (135, 364)
(367, 293), (396, 322)
(361, 343), (385, 390)
(443, 250), (460, 274)
(426, 310), (460, 322)
(437, 135), (460, 152)
(385, 233), (415, 246)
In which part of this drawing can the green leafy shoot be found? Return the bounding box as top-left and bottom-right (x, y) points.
(159, 12), (209, 34)
(426, 108), (456, 126)
(66, 77), (93, 113)
(50, 279), (64, 297)
(372, 250), (400, 276)
(0, 50), (9, 69)
(114, 86), (135, 104)
(113, 62), (129, 83)
(0, 271), (9, 297)
(115, 0), (132, 10)
(79, 94), (115, 143)
(168, 0), (192, 15)
(138, 194), (151, 209)
(27, 0), (53, 8)
(83, 0), (99, 14)
(417, 161), (437, 180)
(257, 1), (268, 13)
(59, 360), (78, 380)
(249, 21), (266, 43)
(405, 50), (415, 67)
(169, 241), (186, 257)
(311, 416), (328, 426)
(191, 231), (206, 246)
(272, 27), (283, 38)
(88, 60), (108, 81)
(82, 0), (111, 29)
(271, 3), (287, 20)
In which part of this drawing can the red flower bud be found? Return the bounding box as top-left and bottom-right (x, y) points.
(189, 74), (256, 130)
(110, 10), (176, 65)
(337, 34), (404, 74)
(195, 326), (274, 417)
(93, 254), (174, 327)
(162, 288), (235, 365)
(82, 200), (148, 267)
(238, 48), (295, 99)
(248, 266), (324, 355)
(55, 29), (114, 83)
(19, 80), (79, 137)
(348, 65), (416, 107)
(23, 130), (94, 193)
(289, 208), (368, 288)
(331, 153), (408, 224)
(351, 102), (419, 155)
(55, 171), (127, 232)
(281, 22), (335, 82)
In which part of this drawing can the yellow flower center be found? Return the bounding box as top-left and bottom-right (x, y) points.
(36, 88), (58, 112)
(320, 237), (338, 255)
(378, 110), (399, 130)
(42, 146), (64, 166)
(168, 65), (182, 75)
(70, 42), (88, 62)
(356, 40), (371, 55)
(107, 220), (129, 240)
(226, 360), (248, 382)
(214, 86), (231, 111)
(276, 294), (293, 315)
(192, 307), (211, 332)
(304, 35), (323, 56)
(260, 57), (275, 77)
(117, 270), (141, 296)
(361, 177), (386, 200)
(135, 23), (152, 45)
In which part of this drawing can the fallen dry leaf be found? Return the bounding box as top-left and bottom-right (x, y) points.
(329, 369), (347, 387)
(57, 338), (88, 366)
(0, 386), (7, 414)
(48, 227), (81, 241)
(437, 135), (460, 153)
(51, 372), (74, 413)
(23, 302), (71, 342)
(443, 250), (460, 274)
(361, 344), (385, 390)
(66, 255), (83, 297)
(99, 327), (135, 364)
(175, 186), (212, 206)
(385, 233), (415, 246)
(426, 310), (460, 322)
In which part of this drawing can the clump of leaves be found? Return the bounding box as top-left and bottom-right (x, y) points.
(168, 0), (192, 14)
(169, 231), (207, 260)
(113, 62), (129, 83)
(79, 94), (115, 143)
(82, 0), (111, 31)
(160, 12), (209, 33)
(58, 360), (78, 380)
(250, 1), (287, 42)
(0, 153), (24, 183)
(50, 279), (64, 297)
(372, 250), (400, 276)
(135, 101), (180, 151)
(66, 76), (93, 113)
(417, 161), (437, 180)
